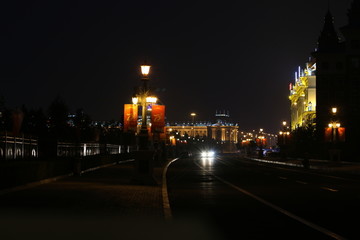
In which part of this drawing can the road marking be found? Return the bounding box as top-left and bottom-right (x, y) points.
(196, 162), (347, 240)
(321, 187), (339, 192)
(296, 180), (308, 185)
(162, 158), (179, 221)
(278, 176), (287, 180)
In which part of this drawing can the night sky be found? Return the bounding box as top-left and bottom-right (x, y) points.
(0, 0), (353, 133)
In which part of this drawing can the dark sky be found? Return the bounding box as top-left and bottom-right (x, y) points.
(0, 0), (353, 133)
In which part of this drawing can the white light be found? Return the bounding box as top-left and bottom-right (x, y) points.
(141, 65), (151, 76)
(201, 150), (215, 158)
(146, 97), (157, 103)
(132, 97), (138, 104)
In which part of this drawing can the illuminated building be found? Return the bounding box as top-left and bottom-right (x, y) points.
(288, 1), (360, 160)
(312, 2), (360, 160)
(289, 61), (316, 130)
(166, 110), (239, 153)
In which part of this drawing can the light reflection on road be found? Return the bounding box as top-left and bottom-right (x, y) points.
(201, 157), (214, 168)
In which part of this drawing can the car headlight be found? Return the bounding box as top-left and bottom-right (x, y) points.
(208, 151), (215, 157)
(201, 151), (215, 157)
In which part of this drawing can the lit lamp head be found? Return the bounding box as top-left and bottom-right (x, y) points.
(141, 64), (151, 78)
(282, 121), (287, 126)
(191, 113), (196, 117)
(331, 107), (337, 114)
(132, 97), (139, 105)
(146, 96), (157, 104)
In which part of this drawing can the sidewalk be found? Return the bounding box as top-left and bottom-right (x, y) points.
(0, 159), (173, 240)
(246, 156), (360, 176)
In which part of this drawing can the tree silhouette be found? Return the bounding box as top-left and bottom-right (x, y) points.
(47, 96), (71, 141)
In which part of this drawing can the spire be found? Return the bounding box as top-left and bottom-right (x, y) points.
(317, 10), (339, 52)
(347, 0), (360, 27)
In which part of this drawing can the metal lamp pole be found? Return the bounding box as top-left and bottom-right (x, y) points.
(138, 64), (151, 150)
(191, 113), (196, 137)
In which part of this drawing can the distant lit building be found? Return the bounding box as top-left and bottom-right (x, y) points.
(289, 60), (316, 130)
(166, 110), (239, 153)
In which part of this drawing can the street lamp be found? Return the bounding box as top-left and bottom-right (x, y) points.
(279, 121), (290, 145)
(329, 107), (340, 143)
(136, 63), (157, 150)
(331, 107), (337, 115)
(190, 113), (196, 137)
(190, 113), (196, 123)
(327, 107), (343, 161)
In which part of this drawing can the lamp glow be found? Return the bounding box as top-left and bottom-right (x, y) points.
(132, 97), (138, 104)
(141, 65), (151, 77)
(146, 97), (157, 103)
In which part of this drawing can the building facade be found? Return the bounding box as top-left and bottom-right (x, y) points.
(166, 111), (239, 153)
(289, 61), (317, 130)
(289, 1), (360, 160)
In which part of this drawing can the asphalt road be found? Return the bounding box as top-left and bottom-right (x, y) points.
(166, 155), (360, 240)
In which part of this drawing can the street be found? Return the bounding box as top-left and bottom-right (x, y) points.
(166, 154), (360, 239)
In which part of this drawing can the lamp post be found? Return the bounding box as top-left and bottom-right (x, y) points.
(278, 121), (290, 160)
(327, 107), (342, 161)
(130, 63), (159, 184)
(328, 107), (340, 143)
(190, 113), (196, 137)
(257, 128), (265, 158)
(135, 63), (157, 150)
(279, 121), (290, 145)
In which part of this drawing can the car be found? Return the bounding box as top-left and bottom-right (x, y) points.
(201, 150), (215, 158)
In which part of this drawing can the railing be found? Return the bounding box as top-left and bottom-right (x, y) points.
(0, 134), (38, 160)
(57, 142), (135, 157)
